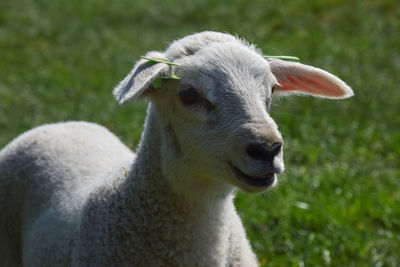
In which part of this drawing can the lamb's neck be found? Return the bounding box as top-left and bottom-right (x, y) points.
(126, 104), (166, 192)
(126, 103), (235, 207)
(107, 105), (236, 263)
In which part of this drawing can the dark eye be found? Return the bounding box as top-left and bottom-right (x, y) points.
(179, 87), (200, 105)
(271, 85), (275, 94)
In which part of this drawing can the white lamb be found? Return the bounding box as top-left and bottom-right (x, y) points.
(0, 31), (353, 266)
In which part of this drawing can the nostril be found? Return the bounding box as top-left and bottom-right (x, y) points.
(246, 144), (268, 161)
(271, 142), (283, 157)
(246, 142), (283, 161)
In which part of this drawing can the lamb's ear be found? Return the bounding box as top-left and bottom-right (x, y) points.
(113, 52), (170, 105)
(268, 59), (353, 99)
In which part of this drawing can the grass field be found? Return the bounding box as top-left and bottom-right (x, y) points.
(1, 0), (399, 265)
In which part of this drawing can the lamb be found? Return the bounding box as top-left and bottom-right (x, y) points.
(0, 31), (353, 266)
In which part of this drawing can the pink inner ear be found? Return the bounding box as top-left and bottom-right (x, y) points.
(278, 74), (346, 97)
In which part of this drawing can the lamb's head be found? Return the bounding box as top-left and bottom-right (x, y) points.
(114, 31), (353, 196)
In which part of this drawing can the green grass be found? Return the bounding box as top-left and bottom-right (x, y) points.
(1, 0), (399, 265)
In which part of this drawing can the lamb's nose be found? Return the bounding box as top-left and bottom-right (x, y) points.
(246, 142), (283, 162)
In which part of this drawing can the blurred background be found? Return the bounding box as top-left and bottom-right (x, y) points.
(0, 0), (399, 265)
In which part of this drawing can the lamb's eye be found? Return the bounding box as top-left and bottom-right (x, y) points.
(179, 87), (200, 105)
(271, 85), (275, 94)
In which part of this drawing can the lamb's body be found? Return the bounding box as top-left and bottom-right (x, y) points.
(0, 122), (134, 265)
(0, 31), (353, 266)
(0, 118), (256, 266)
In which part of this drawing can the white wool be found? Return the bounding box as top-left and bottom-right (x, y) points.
(0, 31), (352, 266)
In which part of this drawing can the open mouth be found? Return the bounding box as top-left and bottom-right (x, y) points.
(229, 162), (275, 188)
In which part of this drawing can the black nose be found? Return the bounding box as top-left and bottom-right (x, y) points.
(246, 142), (282, 162)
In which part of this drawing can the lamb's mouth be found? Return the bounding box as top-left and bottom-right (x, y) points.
(229, 162), (275, 188)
